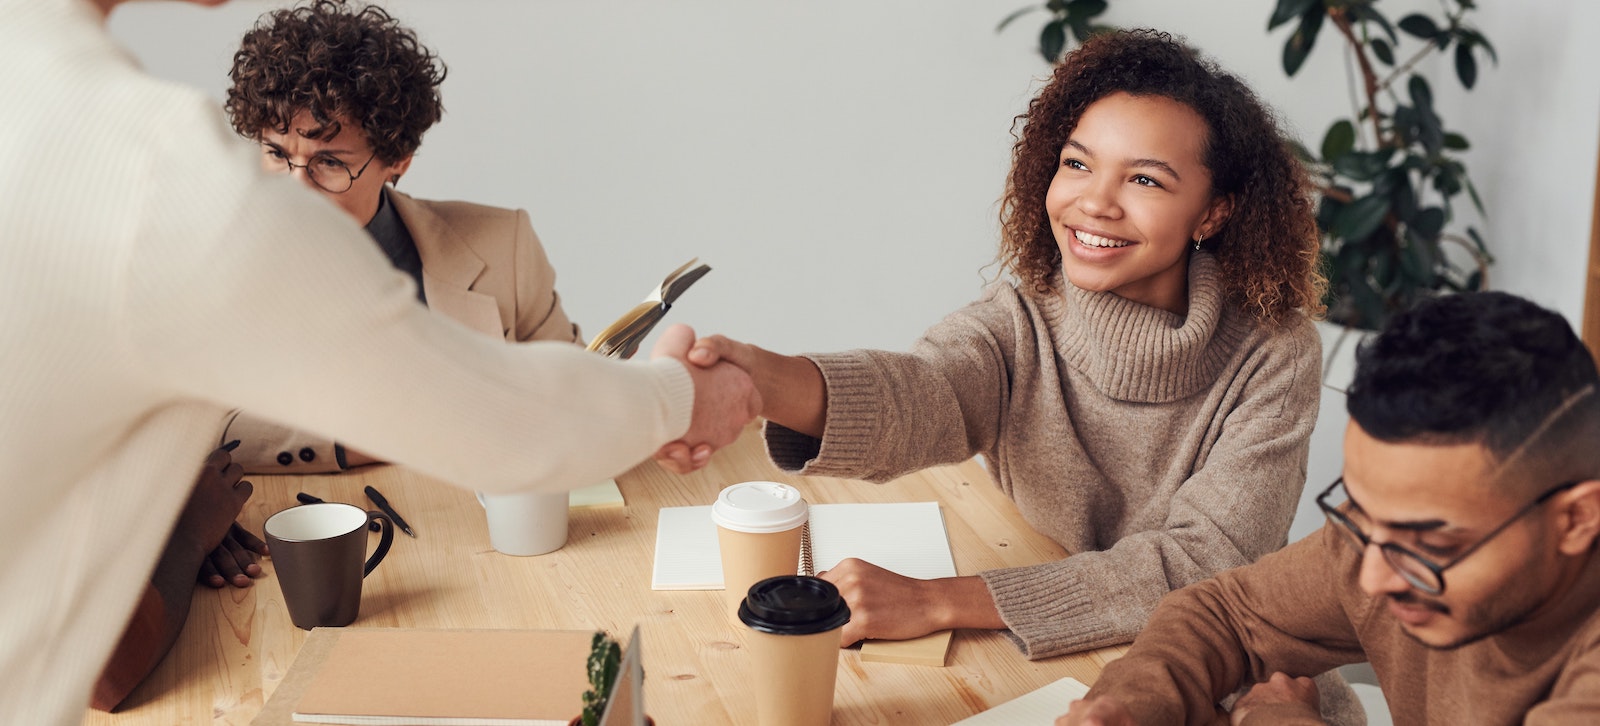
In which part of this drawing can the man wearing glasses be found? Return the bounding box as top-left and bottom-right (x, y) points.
(1061, 291), (1600, 725)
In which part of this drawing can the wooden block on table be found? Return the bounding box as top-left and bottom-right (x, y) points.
(570, 478), (625, 508)
(859, 630), (952, 667)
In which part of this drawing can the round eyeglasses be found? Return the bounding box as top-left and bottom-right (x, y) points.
(260, 145), (378, 194)
(1316, 476), (1577, 596)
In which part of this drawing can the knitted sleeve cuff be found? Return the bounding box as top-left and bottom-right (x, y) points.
(760, 351), (885, 478)
(980, 564), (1117, 659)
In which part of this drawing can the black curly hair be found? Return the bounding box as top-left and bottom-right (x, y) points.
(1348, 292), (1600, 494)
(999, 29), (1325, 324)
(225, 0), (445, 163)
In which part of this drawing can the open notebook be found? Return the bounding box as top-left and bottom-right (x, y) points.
(950, 677), (1092, 725)
(652, 501), (958, 666)
(652, 501), (957, 589)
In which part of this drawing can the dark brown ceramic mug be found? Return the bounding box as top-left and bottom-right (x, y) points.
(264, 502), (393, 629)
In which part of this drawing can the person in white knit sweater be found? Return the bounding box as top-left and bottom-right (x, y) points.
(0, 0), (758, 722)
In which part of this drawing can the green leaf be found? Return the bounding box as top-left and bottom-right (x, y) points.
(1332, 149), (1394, 181)
(1040, 19), (1067, 63)
(996, 5), (1042, 33)
(1399, 232), (1438, 285)
(1388, 171), (1418, 221)
(1371, 38), (1395, 66)
(1408, 75), (1433, 109)
(1467, 226), (1492, 257)
(1433, 165), (1462, 196)
(1321, 120), (1356, 162)
(1350, 4), (1399, 45)
(1411, 206), (1446, 239)
(1269, 0), (1318, 30)
(1459, 27), (1498, 64)
(1465, 268), (1484, 291)
(1415, 106), (1444, 156)
(1334, 192), (1391, 242)
(1443, 132), (1470, 150)
(1397, 13), (1440, 40)
(1348, 274), (1390, 330)
(1066, 0), (1109, 17)
(1316, 191), (1347, 233)
(1465, 176), (1486, 216)
(1282, 6), (1325, 77)
(1455, 43), (1478, 89)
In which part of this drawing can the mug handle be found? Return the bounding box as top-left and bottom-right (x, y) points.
(362, 511), (394, 577)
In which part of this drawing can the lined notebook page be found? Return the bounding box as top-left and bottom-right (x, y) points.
(651, 502), (955, 589)
(949, 677), (1092, 725)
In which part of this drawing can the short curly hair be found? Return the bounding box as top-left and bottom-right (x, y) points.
(999, 29), (1325, 324)
(225, 0), (445, 164)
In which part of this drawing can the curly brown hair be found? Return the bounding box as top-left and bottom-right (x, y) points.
(225, 0), (446, 164)
(999, 29), (1325, 324)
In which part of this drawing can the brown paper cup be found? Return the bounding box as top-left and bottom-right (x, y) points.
(711, 482), (808, 618)
(739, 576), (851, 726)
(716, 524), (803, 617)
(745, 628), (841, 726)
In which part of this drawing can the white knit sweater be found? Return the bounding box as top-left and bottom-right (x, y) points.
(0, 1), (692, 722)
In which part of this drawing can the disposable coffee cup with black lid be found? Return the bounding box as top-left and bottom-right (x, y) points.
(738, 575), (851, 635)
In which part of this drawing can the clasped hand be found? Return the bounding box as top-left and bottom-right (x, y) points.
(649, 325), (762, 473)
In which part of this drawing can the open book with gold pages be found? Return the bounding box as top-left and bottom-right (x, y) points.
(585, 258), (711, 360)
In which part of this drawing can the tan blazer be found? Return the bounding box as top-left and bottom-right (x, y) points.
(226, 190), (580, 473)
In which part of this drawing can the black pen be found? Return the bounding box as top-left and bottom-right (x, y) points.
(299, 492), (381, 531)
(364, 485), (416, 538)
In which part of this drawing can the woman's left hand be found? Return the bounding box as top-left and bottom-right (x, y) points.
(817, 558), (1003, 646)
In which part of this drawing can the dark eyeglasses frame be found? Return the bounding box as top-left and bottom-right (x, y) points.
(1316, 476), (1578, 596)
(263, 145), (378, 194)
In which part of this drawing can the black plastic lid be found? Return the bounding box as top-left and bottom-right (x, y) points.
(738, 576), (851, 635)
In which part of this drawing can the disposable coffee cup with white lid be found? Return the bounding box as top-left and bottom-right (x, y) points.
(711, 481), (808, 532)
(713, 481), (808, 617)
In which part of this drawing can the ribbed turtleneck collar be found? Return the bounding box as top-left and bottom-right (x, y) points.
(1034, 253), (1252, 403)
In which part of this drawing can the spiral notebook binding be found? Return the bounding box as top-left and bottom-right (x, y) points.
(799, 521), (815, 577)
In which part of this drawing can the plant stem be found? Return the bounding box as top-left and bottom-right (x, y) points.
(1327, 7), (1386, 148)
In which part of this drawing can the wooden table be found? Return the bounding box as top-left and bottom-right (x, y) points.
(84, 424), (1125, 725)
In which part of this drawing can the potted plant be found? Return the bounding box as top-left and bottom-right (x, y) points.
(570, 631), (653, 726)
(1001, 0), (1497, 332)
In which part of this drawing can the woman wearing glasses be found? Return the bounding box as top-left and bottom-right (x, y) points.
(219, 0), (580, 477)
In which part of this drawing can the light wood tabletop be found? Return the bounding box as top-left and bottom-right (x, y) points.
(83, 423), (1126, 725)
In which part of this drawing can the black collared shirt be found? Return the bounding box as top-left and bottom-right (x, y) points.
(365, 188), (427, 305)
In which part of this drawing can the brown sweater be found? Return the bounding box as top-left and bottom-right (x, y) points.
(1091, 523), (1600, 725)
(764, 253), (1321, 657)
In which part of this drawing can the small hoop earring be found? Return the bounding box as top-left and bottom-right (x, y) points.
(1193, 233), (1205, 251)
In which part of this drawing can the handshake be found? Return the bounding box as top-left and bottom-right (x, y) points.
(647, 324), (780, 474)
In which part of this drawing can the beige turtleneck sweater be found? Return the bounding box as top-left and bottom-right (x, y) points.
(1090, 524), (1600, 725)
(764, 253), (1321, 656)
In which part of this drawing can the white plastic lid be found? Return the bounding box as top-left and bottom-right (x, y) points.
(710, 481), (808, 533)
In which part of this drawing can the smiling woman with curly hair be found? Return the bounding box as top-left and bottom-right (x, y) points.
(671, 28), (1358, 723)
(219, 0), (582, 473)
(999, 28), (1326, 324)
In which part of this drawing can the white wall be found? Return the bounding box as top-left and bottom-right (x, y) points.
(111, 1), (1599, 540)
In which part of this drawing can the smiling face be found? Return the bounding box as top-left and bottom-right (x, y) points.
(1044, 92), (1232, 315)
(256, 110), (410, 225)
(1340, 421), (1573, 649)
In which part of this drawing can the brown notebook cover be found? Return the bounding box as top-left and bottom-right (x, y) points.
(253, 628), (592, 726)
